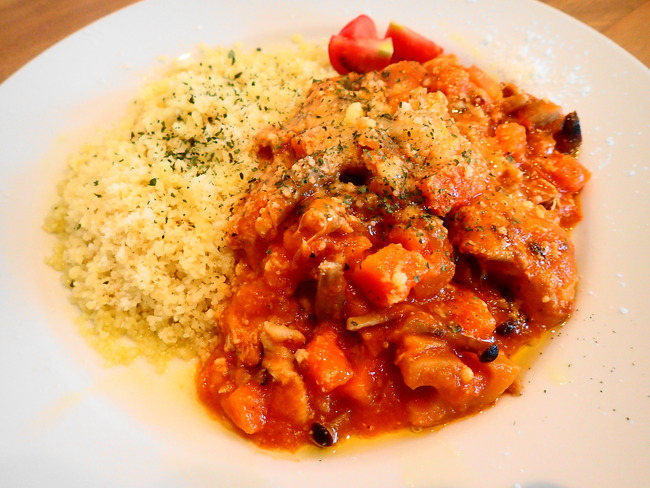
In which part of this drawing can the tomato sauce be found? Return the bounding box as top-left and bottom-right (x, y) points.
(197, 56), (589, 451)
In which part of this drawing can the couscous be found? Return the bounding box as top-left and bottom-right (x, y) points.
(45, 40), (334, 369)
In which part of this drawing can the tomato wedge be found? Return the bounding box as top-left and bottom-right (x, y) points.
(328, 15), (393, 75)
(386, 21), (443, 63)
(328, 35), (393, 75)
(339, 14), (378, 39)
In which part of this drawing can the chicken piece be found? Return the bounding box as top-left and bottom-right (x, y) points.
(260, 324), (311, 425)
(447, 191), (577, 326)
(395, 335), (473, 394)
(232, 61), (491, 258)
(230, 75), (369, 253)
(377, 61), (428, 110)
(387, 309), (496, 356)
(378, 89), (491, 216)
(229, 151), (343, 253)
(424, 284), (497, 340)
(299, 194), (353, 237)
(360, 126), (415, 199)
(347, 286), (498, 356)
(220, 280), (266, 368)
(388, 206), (455, 299)
(395, 333), (519, 414)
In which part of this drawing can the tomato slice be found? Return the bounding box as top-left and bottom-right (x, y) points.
(338, 14), (378, 39)
(385, 21), (443, 63)
(328, 35), (393, 75)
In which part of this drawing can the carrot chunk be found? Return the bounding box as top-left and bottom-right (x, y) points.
(221, 384), (268, 435)
(350, 243), (430, 306)
(542, 153), (590, 193)
(301, 329), (354, 393)
(496, 122), (527, 161)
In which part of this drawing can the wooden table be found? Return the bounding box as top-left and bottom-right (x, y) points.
(1, 0), (648, 83)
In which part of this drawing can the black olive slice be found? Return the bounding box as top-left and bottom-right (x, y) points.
(555, 111), (582, 156)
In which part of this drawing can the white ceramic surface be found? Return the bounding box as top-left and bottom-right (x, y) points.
(1, 1), (648, 487)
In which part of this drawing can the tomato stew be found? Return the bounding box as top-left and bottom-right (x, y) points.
(197, 56), (589, 451)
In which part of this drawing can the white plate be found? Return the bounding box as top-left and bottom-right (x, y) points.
(1, 1), (649, 487)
